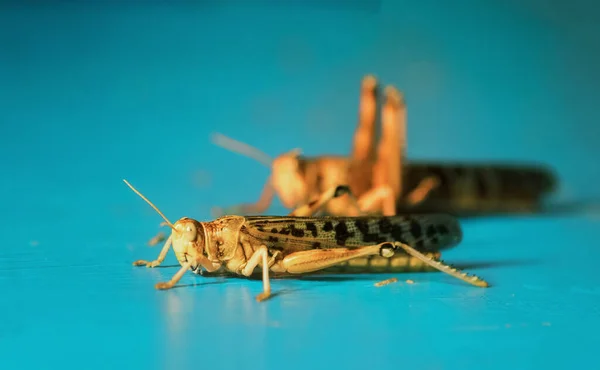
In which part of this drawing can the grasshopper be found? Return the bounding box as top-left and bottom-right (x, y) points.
(124, 179), (489, 302)
(211, 75), (557, 218)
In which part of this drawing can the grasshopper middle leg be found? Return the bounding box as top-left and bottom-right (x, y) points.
(289, 185), (364, 217)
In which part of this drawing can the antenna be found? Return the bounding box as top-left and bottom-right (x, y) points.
(123, 179), (177, 232)
(211, 132), (274, 167)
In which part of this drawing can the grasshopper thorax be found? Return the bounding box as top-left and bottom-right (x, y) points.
(202, 215), (246, 262)
(171, 217), (206, 266)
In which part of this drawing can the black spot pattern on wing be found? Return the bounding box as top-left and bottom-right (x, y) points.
(378, 218), (393, 234)
(437, 224), (449, 235)
(426, 225), (436, 238)
(243, 214), (462, 253)
(305, 222), (318, 237)
(409, 219), (423, 239)
(334, 221), (355, 246)
(355, 219), (381, 244)
(290, 224), (305, 238)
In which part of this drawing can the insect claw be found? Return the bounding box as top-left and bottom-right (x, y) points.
(133, 260), (149, 266)
(155, 282), (172, 290)
(256, 291), (272, 302)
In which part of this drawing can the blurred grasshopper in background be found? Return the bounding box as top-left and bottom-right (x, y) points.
(211, 75), (557, 219)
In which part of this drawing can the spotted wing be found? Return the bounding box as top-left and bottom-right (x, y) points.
(242, 214), (462, 253)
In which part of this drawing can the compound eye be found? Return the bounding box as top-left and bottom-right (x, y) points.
(181, 223), (197, 241)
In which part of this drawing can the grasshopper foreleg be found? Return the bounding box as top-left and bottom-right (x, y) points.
(133, 235), (172, 267)
(155, 261), (192, 290)
(154, 255), (222, 290)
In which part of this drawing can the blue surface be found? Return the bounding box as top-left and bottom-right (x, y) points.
(2, 2), (600, 369)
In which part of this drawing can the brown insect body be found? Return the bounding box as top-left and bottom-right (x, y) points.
(124, 180), (488, 302)
(212, 142), (557, 218)
(164, 214), (462, 276)
(211, 74), (558, 219)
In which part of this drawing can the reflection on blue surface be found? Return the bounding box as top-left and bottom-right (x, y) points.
(1, 1), (600, 369)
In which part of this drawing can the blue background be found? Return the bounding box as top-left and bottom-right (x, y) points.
(2, 1), (600, 369)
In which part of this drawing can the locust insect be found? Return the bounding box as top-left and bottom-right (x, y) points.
(123, 179), (489, 302)
(210, 74), (557, 218)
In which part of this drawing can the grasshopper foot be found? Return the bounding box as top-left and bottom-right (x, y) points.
(155, 282), (173, 290)
(256, 291), (272, 302)
(132, 259), (161, 267)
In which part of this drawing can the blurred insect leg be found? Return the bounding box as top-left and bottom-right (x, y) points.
(212, 176), (275, 217)
(351, 75), (378, 163)
(288, 185), (362, 216)
(372, 85), (405, 211)
(133, 235), (172, 267)
(405, 176), (440, 206)
(154, 261), (192, 290)
(357, 185), (396, 216)
(239, 245), (274, 302)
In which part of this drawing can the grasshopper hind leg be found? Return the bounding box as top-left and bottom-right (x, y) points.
(381, 242), (490, 288)
(351, 74), (378, 163)
(242, 241), (489, 302)
(276, 241), (488, 291)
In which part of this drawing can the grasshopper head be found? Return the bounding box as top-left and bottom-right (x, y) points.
(272, 149), (307, 208)
(171, 217), (206, 267)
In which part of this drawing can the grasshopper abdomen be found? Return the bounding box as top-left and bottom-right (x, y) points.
(400, 162), (557, 215)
